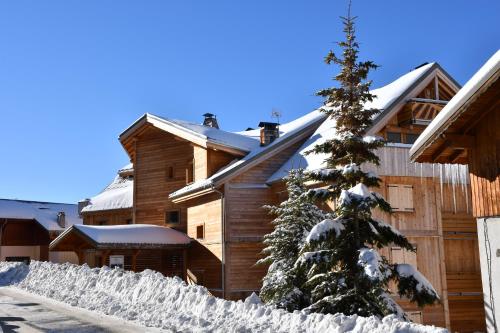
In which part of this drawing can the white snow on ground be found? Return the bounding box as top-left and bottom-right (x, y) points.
(0, 261), (446, 333)
(0, 199), (81, 231)
(72, 224), (192, 245)
(81, 174), (133, 212)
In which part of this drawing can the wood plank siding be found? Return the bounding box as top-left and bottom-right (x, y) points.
(469, 104), (500, 218)
(134, 126), (193, 231)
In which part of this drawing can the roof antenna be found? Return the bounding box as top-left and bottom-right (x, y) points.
(271, 108), (282, 125)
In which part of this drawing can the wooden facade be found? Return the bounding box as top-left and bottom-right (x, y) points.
(60, 63), (492, 331)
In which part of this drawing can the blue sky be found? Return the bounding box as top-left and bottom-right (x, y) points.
(0, 1), (498, 203)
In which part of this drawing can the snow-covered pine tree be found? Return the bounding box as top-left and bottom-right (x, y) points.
(295, 4), (440, 318)
(258, 169), (328, 311)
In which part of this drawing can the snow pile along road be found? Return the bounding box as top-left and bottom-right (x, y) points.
(0, 261), (447, 333)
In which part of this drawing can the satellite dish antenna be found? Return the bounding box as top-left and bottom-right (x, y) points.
(271, 108), (282, 124)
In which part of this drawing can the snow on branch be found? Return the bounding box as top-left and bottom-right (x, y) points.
(306, 218), (345, 243)
(358, 248), (388, 281)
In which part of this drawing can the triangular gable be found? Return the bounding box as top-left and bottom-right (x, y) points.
(368, 63), (460, 135)
(267, 62), (460, 183)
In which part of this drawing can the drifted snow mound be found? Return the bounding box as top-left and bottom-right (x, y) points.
(0, 261), (446, 333)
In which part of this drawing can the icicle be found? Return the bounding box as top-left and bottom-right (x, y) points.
(439, 164), (444, 206)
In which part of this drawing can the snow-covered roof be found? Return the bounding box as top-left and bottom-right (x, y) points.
(73, 224), (191, 245)
(0, 199), (81, 231)
(81, 173), (133, 213)
(169, 110), (327, 199)
(120, 113), (261, 155)
(410, 50), (500, 161)
(268, 63), (454, 183)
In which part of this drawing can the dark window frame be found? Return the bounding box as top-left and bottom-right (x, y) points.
(166, 210), (180, 224)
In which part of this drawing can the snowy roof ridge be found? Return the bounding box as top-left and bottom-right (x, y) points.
(120, 113), (260, 155)
(267, 62), (455, 183)
(169, 110), (327, 199)
(410, 50), (500, 160)
(0, 199), (81, 231)
(81, 165), (134, 213)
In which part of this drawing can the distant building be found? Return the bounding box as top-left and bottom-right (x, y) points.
(411, 50), (500, 333)
(0, 199), (81, 264)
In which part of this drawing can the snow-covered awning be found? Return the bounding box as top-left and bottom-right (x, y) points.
(50, 224), (192, 251)
(0, 199), (81, 231)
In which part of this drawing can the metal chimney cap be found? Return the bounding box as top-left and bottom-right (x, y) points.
(203, 113), (216, 118)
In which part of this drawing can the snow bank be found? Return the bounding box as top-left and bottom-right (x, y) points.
(0, 261), (447, 333)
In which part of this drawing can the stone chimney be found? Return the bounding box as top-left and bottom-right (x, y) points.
(57, 211), (66, 228)
(258, 122), (279, 146)
(203, 113), (219, 129)
(78, 199), (91, 217)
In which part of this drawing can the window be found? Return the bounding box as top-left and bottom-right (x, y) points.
(166, 166), (174, 180)
(387, 184), (414, 212)
(386, 132), (402, 143)
(390, 245), (418, 295)
(405, 133), (419, 144)
(6, 257), (30, 265)
(166, 210), (180, 224)
(407, 311), (423, 324)
(391, 245), (418, 267)
(196, 224), (205, 240)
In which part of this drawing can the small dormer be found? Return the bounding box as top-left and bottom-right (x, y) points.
(258, 122), (279, 146)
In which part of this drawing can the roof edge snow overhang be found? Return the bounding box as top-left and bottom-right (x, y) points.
(410, 52), (500, 162)
(50, 224), (192, 251)
(119, 113), (249, 158)
(169, 116), (326, 201)
(368, 63), (461, 135)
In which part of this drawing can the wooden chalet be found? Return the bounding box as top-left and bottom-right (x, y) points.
(0, 199), (81, 264)
(52, 63), (487, 331)
(411, 50), (500, 333)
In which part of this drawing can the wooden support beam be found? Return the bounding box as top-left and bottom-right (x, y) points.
(131, 249), (140, 272)
(442, 134), (475, 149)
(102, 250), (111, 267)
(432, 141), (450, 162)
(448, 149), (466, 164)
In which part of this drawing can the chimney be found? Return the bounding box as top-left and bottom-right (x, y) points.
(78, 198), (91, 217)
(203, 113), (219, 129)
(258, 122), (279, 146)
(57, 211), (66, 228)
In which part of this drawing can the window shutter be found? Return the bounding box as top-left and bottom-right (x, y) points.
(387, 184), (414, 212)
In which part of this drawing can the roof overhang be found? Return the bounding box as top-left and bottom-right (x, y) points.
(169, 115), (325, 201)
(119, 114), (249, 159)
(368, 63), (461, 135)
(410, 51), (500, 164)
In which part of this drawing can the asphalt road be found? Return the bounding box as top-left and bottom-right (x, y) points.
(0, 287), (164, 333)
